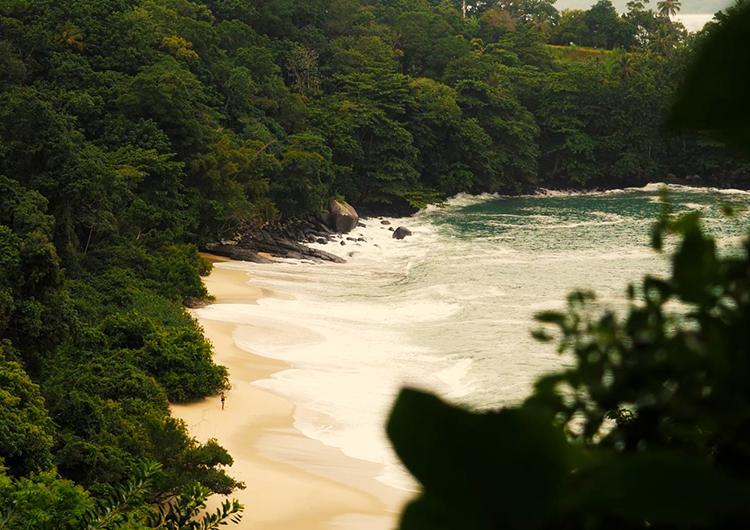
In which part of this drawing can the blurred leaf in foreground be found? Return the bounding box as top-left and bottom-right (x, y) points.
(668, 2), (750, 152)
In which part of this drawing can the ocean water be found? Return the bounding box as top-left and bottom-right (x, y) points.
(197, 184), (750, 492)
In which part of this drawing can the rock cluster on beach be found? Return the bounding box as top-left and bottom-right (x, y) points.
(205, 199), (413, 264)
(206, 218), (347, 263)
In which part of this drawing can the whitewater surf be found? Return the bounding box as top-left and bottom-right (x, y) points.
(195, 184), (750, 493)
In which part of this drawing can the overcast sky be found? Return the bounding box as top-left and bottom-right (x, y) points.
(555, 0), (732, 13)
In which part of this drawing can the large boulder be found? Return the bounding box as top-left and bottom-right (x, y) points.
(328, 199), (359, 233)
(393, 227), (412, 240)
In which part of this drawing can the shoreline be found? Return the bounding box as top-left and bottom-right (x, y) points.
(171, 184), (748, 528)
(171, 257), (410, 530)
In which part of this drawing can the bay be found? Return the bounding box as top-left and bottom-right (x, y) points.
(209, 183), (750, 491)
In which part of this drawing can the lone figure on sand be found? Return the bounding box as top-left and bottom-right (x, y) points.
(220, 391), (226, 410)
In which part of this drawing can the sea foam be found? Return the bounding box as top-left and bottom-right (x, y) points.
(206, 218), (475, 491)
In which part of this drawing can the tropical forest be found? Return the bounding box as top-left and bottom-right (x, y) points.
(1, 0), (749, 528)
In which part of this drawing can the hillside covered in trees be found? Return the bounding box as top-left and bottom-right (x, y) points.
(0, 0), (748, 526)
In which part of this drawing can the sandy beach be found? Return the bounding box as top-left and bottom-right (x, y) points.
(171, 257), (411, 530)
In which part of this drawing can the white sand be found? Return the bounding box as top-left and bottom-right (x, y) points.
(171, 257), (411, 529)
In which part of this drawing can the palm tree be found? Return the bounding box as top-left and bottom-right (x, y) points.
(616, 53), (635, 79)
(657, 0), (681, 18)
(626, 0), (647, 12)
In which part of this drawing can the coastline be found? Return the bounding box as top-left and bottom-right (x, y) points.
(171, 256), (411, 530)
(170, 185), (748, 528)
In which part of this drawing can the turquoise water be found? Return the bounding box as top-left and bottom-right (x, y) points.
(211, 184), (750, 490)
(412, 186), (749, 409)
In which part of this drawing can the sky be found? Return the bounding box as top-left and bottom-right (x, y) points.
(555, 0), (733, 13)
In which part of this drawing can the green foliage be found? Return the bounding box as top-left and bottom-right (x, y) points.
(0, 466), (92, 530)
(0, 344), (55, 477)
(389, 387), (750, 529)
(0, 0), (735, 230)
(80, 461), (243, 529)
(272, 133), (334, 215)
(0, 6), (239, 514)
(531, 208), (750, 470)
(82, 461), (159, 529)
(150, 482), (243, 530)
(97, 310), (227, 402)
(0, 453), (242, 530)
(0, 177), (69, 371)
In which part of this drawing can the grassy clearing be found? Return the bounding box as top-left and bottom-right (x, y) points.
(547, 44), (615, 62)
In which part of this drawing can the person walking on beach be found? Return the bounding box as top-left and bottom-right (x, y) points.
(220, 391), (226, 410)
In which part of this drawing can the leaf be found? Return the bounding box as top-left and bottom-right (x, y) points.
(534, 310), (566, 325)
(570, 450), (750, 525)
(668, 4), (750, 152)
(386, 389), (568, 529)
(531, 328), (555, 342)
(671, 224), (718, 304)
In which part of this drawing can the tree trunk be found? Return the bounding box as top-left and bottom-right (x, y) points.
(84, 224), (95, 255)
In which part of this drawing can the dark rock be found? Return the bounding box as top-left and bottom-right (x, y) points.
(228, 215), (350, 264)
(204, 244), (274, 264)
(328, 199), (359, 233)
(315, 249), (346, 263)
(316, 221), (333, 234)
(393, 227), (413, 240)
(388, 227), (395, 232)
(318, 211), (332, 227)
(340, 241), (346, 246)
(233, 230), (346, 264)
(381, 220), (391, 225)
(357, 222), (366, 228)
(346, 237), (357, 241)
(356, 202), (420, 218)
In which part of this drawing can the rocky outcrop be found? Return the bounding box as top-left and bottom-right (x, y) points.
(204, 217), (349, 264)
(204, 244), (274, 264)
(393, 226), (412, 240)
(237, 231), (346, 263)
(203, 205), (411, 265)
(328, 199), (359, 233)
